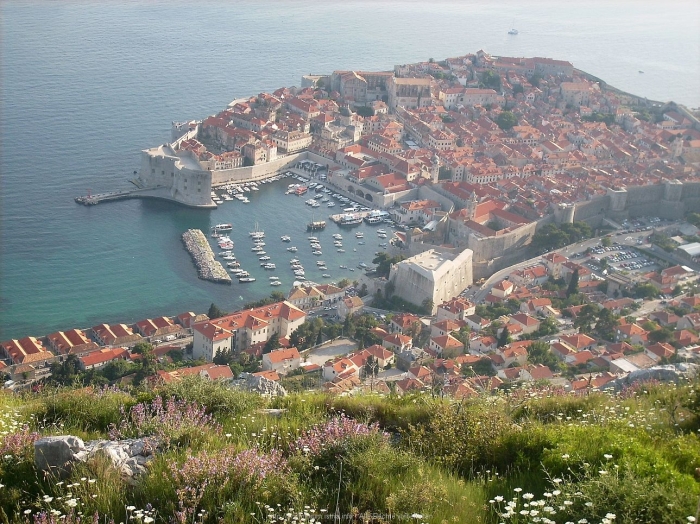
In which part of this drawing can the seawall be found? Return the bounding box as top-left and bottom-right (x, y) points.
(182, 229), (231, 284)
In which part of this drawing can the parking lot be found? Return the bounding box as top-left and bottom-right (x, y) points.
(586, 244), (659, 276)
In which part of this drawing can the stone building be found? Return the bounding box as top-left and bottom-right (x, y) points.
(388, 249), (473, 314)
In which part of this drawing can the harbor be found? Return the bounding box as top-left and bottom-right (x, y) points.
(181, 229), (232, 284)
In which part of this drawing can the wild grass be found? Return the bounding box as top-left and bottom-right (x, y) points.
(1, 378), (699, 523)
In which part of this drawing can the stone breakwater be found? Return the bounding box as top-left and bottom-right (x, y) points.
(182, 229), (231, 284)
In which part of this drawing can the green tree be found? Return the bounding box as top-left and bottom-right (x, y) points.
(208, 303), (226, 319)
(594, 307), (619, 341)
(633, 283), (660, 299)
(481, 70), (501, 90)
(497, 326), (511, 348)
(512, 84), (524, 95)
(496, 111), (517, 131)
(526, 340), (559, 371)
(421, 298), (434, 315)
(567, 269), (580, 297)
(263, 332), (280, 354)
(574, 304), (598, 335)
(468, 358), (496, 377)
(528, 73), (542, 87)
(687, 212), (700, 228)
(49, 355), (83, 386)
(337, 278), (351, 289)
(648, 327), (673, 344)
(213, 347), (235, 365)
(454, 325), (472, 354)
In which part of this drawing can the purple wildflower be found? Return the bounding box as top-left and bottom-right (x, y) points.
(0, 424), (40, 459)
(108, 396), (220, 445)
(289, 414), (386, 456)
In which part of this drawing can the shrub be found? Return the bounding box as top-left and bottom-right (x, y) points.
(404, 400), (513, 476)
(109, 396), (220, 449)
(156, 375), (264, 417)
(33, 387), (134, 435)
(166, 446), (297, 522)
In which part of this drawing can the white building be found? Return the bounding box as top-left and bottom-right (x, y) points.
(389, 249), (473, 314)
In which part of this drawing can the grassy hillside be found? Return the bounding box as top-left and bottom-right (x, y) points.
(1, 378), (699, 523)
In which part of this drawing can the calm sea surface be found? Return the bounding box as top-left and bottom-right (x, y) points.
(2, 0), (699, 340)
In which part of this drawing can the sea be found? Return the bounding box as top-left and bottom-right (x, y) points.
(1, 0), (699, 341)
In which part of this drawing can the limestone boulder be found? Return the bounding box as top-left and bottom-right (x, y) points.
(34, 436), (86, 477)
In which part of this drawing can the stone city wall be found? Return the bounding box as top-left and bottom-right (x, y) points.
(210, 153), (305, 186)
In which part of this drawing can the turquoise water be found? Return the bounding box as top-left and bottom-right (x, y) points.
(2, 0), (699, 340)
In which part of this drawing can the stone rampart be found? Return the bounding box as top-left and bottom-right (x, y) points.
(210, 153), (305, 186)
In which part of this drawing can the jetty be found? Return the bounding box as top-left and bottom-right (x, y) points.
(181, 229), (231, 284)
(74, 189), (139, 206)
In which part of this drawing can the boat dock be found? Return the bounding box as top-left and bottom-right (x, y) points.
(328, 211), (373, 224)
(181, 229), (232, 285)
(74, 189), (141, 206)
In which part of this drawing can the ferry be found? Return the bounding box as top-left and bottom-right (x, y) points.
(307, 220), (326, 231)
(213, 223), (233, 232)
(364, 216), (382, 224)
